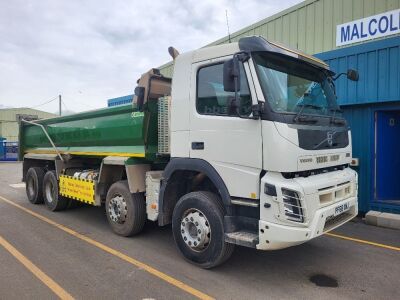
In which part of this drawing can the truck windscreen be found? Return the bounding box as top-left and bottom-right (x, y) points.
(253, 53), (342, 120)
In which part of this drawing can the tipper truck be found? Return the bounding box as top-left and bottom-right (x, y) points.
(20, 36), (359, 268)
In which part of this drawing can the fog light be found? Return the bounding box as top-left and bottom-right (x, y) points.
(281, 188), (304, 223)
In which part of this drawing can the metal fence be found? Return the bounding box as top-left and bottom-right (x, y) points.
(0, 141), (18, 161)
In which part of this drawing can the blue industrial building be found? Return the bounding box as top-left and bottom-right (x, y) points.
(107, 94), (133, 107)
(316, 36), (400, 214)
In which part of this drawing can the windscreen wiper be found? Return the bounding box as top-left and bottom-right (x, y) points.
(293, 103), (322, 123)
(329, 108), (345, 125)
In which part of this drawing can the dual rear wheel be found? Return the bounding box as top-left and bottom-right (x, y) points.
(25, 168), (146, 235)
(25, 168), (68, 210)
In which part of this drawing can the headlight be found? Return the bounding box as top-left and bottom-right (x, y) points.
(281, 188), (304, 223)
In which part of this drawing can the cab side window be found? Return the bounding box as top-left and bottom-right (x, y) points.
(196, 62), (252, 116)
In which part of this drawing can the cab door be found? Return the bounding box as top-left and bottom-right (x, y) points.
(189, 58), (263, 199)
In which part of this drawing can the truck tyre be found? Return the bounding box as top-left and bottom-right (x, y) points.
(26, 167), (45, 204)
(67, 199), (83, 209)
(43, 170), (68, 211)
(105, 181), (146, 237)
(172, 191), (235, 269)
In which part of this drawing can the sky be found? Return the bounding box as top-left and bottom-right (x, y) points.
(0, 0), (303, 114)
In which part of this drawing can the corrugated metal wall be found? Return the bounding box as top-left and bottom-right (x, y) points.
(342, 105), (374, 213)
(316, 36), (400, 106)
(160, 0), (400, 77)
(214, 0), (400, 53)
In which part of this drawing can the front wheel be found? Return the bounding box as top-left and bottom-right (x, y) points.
(172, 191), (234, 269)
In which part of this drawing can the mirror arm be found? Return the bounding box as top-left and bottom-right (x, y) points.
(236, 51), (250, 62)
(251, 103), (262, 119)
(333, 72), (346, 81)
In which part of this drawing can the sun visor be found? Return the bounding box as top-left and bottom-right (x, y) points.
(239, 36), (330, 71)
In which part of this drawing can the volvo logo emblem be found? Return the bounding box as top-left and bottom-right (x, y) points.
(327, 131), (334, 147)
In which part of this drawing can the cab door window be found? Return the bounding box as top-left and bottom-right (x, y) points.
(196, 62), (252, 116)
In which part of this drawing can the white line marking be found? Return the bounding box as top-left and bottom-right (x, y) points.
(9, 183), (26, 189)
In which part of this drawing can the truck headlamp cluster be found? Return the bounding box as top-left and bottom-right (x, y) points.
(281, 188), (304, 223)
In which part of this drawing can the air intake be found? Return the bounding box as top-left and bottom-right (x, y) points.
(158, 96), (171, 154)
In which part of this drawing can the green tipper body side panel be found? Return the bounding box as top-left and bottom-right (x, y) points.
(19, 104), (159, 161)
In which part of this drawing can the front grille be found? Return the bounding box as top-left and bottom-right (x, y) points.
(298, 128), (349, 150)
(318, 181), (353, 206)
(323, 212), (353, 232)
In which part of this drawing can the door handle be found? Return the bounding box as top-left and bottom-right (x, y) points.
(191, 142), (204, 150)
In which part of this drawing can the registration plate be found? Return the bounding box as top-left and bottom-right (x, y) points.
(334, 202), (351, 216)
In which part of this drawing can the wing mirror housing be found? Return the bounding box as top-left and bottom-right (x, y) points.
(223, 56), (241, 93)
(347, 69), (359, 81)
(334, 69), (359, 82)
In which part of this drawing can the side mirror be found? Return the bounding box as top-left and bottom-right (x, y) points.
(134, 86), (145, 111)
(347, 69), (359, 81)
(223, 57), (241, 92)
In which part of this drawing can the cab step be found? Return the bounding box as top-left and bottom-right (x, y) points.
(225, 231), (259, 248)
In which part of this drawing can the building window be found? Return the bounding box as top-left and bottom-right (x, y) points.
(196, 62), (252, 116)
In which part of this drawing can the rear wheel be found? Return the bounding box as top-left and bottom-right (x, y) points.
(67, 199), (84, 209)
(172, 191), (234, 269)
(25, 167), (45, 204)
(105, 181), (146, 237)
(43, 171), (68, 211)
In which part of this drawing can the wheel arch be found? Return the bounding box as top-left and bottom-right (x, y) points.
(22, 157), (56, 182)
(158, 158), (232, 226)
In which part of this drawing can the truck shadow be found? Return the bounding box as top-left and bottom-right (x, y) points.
(70, 205), (344, 266)
(64, 204), (360, 290)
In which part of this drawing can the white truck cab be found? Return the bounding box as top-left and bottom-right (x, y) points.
(166, 36), (358, 255)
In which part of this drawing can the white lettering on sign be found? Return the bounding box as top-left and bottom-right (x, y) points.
(336, 9), (400, 46)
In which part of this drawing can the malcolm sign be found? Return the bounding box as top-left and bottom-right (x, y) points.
(336, 9), (400, 46)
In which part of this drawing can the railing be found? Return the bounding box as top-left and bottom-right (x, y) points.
(20, 119), (64, 162)
(0, 141), (18, 161)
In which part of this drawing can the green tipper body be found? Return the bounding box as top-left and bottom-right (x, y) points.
(19, 102), (159, 161)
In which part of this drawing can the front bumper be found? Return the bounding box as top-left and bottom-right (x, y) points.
(257, 168), (358, 250)
(257, 196), (357, 250)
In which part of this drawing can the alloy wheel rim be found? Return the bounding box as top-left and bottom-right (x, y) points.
(108, 195), (128, 224)
(180, 208), (211, 251)
(45, 180), (55, 203)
